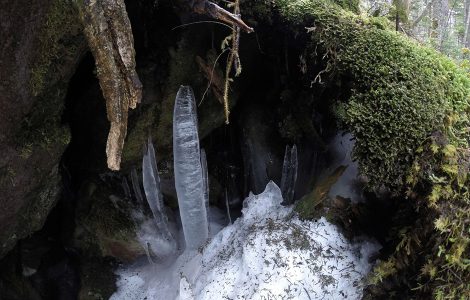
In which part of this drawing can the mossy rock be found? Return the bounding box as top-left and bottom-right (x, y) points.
(0, 0), (86, 258)
(74, 180), (143, 262)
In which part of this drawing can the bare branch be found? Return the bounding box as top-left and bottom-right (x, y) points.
(191, 0), (254, 33)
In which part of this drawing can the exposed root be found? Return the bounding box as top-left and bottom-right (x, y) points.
(78, 0), (142, 171)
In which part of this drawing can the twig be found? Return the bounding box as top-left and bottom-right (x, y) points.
(191, 0), (254, 33)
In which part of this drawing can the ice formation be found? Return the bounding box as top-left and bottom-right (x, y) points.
(327, 133), (363, 203)
(280, 144), (298, 204)
(200, 148), (209, 219)
(111, 89), (378, 300)
(111, 182), (380, 300)
(173, 86), (209, 249)
(142, 138), (176, 257)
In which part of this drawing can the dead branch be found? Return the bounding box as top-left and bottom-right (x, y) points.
(190, 0), (254, 33)
(78, 0), (142, 171)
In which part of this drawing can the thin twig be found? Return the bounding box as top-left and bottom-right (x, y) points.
(172, 20), (233, 31)
(199, 48), (230, 106)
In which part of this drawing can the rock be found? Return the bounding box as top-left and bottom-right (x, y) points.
(74, 180), (145, 262)
(0, 0), (86, 258)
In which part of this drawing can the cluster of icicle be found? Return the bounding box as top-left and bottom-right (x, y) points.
(135, 86), (209, 252)
(139, 85), (299, 253)
(111, 86), (382, 300)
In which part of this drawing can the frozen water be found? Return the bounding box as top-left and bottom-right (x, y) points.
(327, 133), (363, 203)
(173, 86), (209, 249)
(280, 144), (298, 204)
(200, 148), (210, 226)
(111, 182), (380, 300)
(142, 137), (176, 257)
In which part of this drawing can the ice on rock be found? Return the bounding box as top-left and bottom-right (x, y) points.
(280, 144), (298, 204)
(142, 137), (176, 257)
(173, 86), (209, 249)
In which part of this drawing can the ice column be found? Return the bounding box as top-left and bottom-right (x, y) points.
(173, 86), (209, 249)
(280, 144), (298, 204)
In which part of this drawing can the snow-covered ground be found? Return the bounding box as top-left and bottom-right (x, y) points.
(111, 182), (379, 300)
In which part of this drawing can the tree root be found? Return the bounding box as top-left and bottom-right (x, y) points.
(78, 0), (142, 171)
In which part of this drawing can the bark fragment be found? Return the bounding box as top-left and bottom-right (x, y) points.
(78, 0), (142, 170)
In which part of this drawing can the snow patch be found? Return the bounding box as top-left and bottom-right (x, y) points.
(112, 182), (379, 300)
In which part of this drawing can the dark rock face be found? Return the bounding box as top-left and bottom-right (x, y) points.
(0, 0), (86, 258)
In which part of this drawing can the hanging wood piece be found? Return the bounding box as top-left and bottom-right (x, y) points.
(78, 0), (142, 170)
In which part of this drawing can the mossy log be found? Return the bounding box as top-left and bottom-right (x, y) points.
(241, 0), (469, 298)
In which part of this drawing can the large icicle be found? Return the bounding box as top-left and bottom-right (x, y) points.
(173, 86), (209, 250)
(142, 138), (176, 256)
(280, 144), (298, 204)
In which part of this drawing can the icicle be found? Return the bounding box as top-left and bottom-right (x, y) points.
(200, 148), (210, 232)
(280, 144), (298, 204)
(121, 177), (132, 200)
(173, 86), (209, 250)
(200, 149), (210, 215)
(146, 137), (165, 213)
(130, 168), (144, 204)
(142, 138), (176, 254)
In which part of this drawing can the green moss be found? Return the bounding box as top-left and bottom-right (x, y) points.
(295, 166), (347, 219)
(17, 0), (84, 154)
(20, 166), (61, 233)
(249, 0), (470, 297)
(123, 28), (229, 166)
(333, 0), (359, 13)
(275, 0), (470, 193)
(76, 181), (141, 261)
(30, 0), (83, 96)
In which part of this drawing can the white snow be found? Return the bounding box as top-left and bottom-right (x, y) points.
(111, 182), (379, 300)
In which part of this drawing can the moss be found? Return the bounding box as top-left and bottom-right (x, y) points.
(333, 0), (359, 13)
(75, 180), (143, 262)
(30, 0), (83, 96)
(295, 166), (347, 220)
(0, 166), (61, 256)
(273, 0), (470, 193)
(123, 28), (231, 166)
(18, 0), (84, 154)
(20, 166), (61, 232)
(247, 0), (470, 297)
